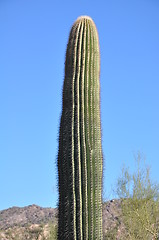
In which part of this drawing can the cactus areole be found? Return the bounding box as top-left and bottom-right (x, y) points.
(57, 16), (103, 240)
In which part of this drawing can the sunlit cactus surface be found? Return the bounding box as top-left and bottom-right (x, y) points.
(58, 16), (103, 240)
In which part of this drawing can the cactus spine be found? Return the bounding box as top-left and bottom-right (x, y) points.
(58, 16), (103, 240)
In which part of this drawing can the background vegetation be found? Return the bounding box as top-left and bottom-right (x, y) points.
(114, 152), (159, 239)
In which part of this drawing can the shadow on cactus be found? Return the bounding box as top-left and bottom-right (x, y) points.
(57, 16), (103, 240)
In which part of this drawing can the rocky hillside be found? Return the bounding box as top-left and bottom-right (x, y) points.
(0, 199), (125, 239)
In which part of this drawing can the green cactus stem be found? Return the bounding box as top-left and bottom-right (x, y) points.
(57, 16), (103, 240)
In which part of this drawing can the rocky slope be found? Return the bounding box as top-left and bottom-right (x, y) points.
(0, 199), (125, 239)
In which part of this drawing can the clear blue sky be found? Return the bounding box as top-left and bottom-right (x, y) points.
(0, 0), (159, 210)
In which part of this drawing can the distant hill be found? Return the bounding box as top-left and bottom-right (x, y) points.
(0, 199), (126, 239)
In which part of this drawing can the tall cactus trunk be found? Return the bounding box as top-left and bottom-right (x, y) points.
(57, 16), (103, 240)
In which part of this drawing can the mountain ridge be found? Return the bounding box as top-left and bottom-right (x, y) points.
(0, 199), (125, 239)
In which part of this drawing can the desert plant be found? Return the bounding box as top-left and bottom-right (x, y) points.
(115, 153), (159, 239)
(48, 224), (57, 240)
(57, 16), (103, 239)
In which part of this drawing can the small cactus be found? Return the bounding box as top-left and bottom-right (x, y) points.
(57, 16), (103, 239)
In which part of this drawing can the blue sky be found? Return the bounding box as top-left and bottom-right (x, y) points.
(0, 0), (159, 210)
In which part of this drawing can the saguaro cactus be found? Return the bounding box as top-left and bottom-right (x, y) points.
(57, 16), (103, 240)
